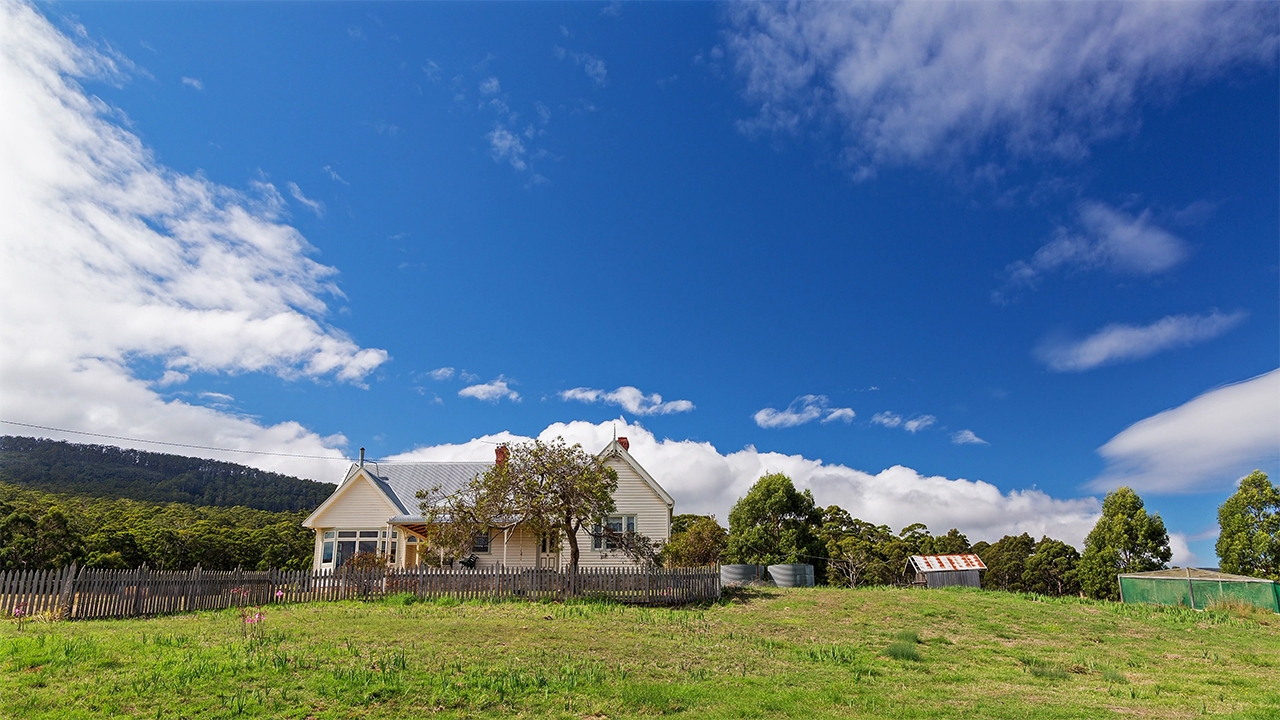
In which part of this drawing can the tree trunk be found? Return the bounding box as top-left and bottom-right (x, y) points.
(565, 519), (580, 575)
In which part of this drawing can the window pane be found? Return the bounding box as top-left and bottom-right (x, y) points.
(337, 541), (356, 566)
(338, 531), (357, 539)
(359, 531), (380, 539)
(391, 542), (397, 559)
(592, 524), (602, 551)
(322, 541), (334, 563)
(358, 540), (378, 554)
(407, 536), (418, 544)
(473, 533), (491, 553)
(391, 531), (398, 538)
(324, 531), (335, 539)
(626, 516), (635, 533)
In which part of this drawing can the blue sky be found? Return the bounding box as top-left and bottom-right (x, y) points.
(1, 1), (1277, 565)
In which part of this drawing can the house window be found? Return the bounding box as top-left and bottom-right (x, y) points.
(594, 515), (636, 551)
(329, 529), (386, 566)
(473, 532), (491, 554)
(358, 530), (379, 555)
(322, 531), (335, 564)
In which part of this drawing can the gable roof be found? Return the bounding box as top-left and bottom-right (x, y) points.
(306, 441), (674, 527)
(599, 439), (674, 508)
(909, 554), (986, 572)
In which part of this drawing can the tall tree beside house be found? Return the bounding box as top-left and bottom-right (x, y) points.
(725, 473), (824, 567)
(1078, 487), (1171, 601)
(419, 438), (628, 576)
(1216, 470), (1280, 580)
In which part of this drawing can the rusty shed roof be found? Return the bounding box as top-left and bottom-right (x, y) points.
(909, 554), (987, 572)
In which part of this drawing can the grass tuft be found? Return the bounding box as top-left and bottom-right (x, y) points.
(885, 641), (922, 662)
(893, 629), (921, 644)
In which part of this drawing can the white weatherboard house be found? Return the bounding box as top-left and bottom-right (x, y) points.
(301, 438), (674, 571)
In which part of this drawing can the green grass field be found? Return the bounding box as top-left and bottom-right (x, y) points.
(3, 586), (1278, 719)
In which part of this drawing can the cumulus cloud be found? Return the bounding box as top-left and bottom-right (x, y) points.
(427, 367), (455, 381)
(754, 395), (854, 429)
(487, 125), (527, 171)
(1168, 532), (1199, 567)
(387, 419), (1103, 546)
(0, 2), (383, 479)
(952, 430), (988, 446)
(560, 386), (694, 416)
(180, 76), (202, 91)
(1092, 370), (1280, 493)
(1036, 310), (1247, 372)
(871, 412), (902, 428)
(725, 1), (1277, 176)
(997, 202), (1191, 301)
(458, 377), (520, 403)
(285, 182), (324, 217)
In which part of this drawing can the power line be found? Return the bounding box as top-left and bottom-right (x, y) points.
(0, 419), (355, 462)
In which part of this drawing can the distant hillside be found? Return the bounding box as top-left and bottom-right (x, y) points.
(0, 435), (335, 513)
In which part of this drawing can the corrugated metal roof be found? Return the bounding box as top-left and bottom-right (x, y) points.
(349, 461), (492, 519)
(909, 554), (987, 572)
(1118, 567), (1276, 583)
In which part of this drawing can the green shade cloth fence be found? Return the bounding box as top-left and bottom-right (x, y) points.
(1119, 567), (1279, 613)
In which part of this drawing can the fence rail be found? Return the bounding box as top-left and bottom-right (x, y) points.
(0, 563), (720, 621)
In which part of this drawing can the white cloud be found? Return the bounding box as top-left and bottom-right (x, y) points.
(199, 391), (234, 403)
(822, 408), (856, 424)
(459, 370), (479, 383)
(0, 2), (382, 480)
(321, 165), (349, 185)
(1036, 310), (1247, 372)
(904, 415), (936, 433)
(487, 125), (527, 171)
(873, 411), (937, 434)
(479, 76), (500, 95)
(871, 411), (902, 428)
(285, 182), (324, 217)
(560, 386), (694, 416)
(754, 395), (854, 429)
(725, 2), (1277, 176)
(554, 46), (608, 87)
(458, 376), (520, 403)
(180, 76), (202, 91)
(427, 367), (455, 381)
(997, 202), (1191, 301)
(154, 370), (188, 387)
(1092, 370), (1280, 493)
(386, 418), (1103, 546)
(1168, 532), (1199, 567)
(952, 430), (988, 446)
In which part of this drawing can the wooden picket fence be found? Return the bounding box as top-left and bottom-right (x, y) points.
(0, 563), (720, 621)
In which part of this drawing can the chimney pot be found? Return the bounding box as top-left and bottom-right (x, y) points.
(360, 447), (365, 466)
(617, 437), (629, 451)
(495, 445), (509, 466)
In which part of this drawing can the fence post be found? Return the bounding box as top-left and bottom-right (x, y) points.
(58, 562), (78, 619)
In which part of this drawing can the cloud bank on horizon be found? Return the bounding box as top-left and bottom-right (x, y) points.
(726, 1), (1277, 176)
(0, 2), (385, 479)
(386, 418), (1103, 547)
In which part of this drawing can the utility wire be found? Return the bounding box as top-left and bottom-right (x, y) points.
(0, 419), (356, 462)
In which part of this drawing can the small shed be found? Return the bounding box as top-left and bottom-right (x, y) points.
(907, 554), (986, 588)
(1118, 567), (1279, 612)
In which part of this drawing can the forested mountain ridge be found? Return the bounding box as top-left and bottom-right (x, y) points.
(0, 435), (336, 513)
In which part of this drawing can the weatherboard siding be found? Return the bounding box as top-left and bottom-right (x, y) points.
(564, 457), (671, 568)
(308, 476), (399, 529)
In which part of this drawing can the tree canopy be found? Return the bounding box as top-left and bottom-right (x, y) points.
(662, 515), (726, 567)
(724, 473), (823, 566)
(0, 435), (333, 513)
(1216, 470), (1279, 580)
(1078, 487), (1171, 600)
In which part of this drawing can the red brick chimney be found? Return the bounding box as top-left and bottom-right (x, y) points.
(495, 445), (509, 465)
(617, 437), (629, 451)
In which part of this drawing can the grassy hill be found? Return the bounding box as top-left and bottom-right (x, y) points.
(0, 435), (334, 513)
(2, 586), (1277, 719)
